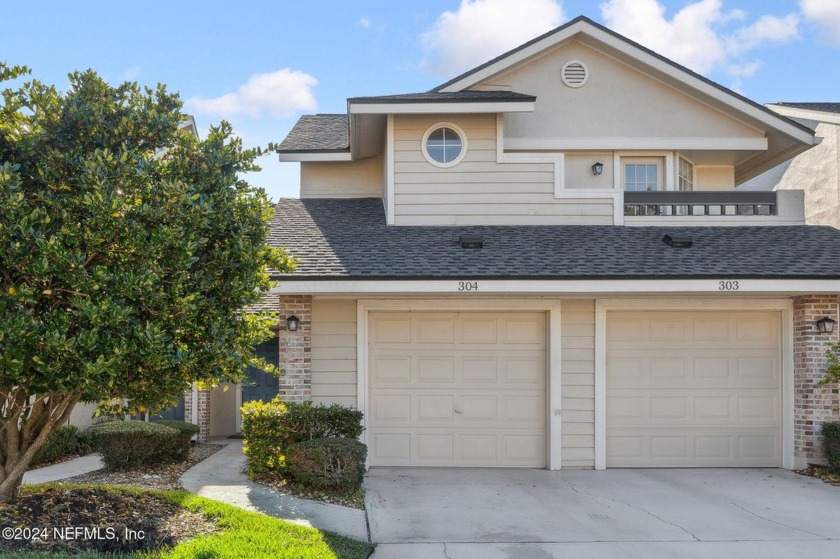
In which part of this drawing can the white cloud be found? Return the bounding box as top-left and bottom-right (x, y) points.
(119, 66), (142, 81)
(358, 16), (372, 29)
(727, 60), (763, 78)
(800, 0), (840, 45)
(421, 0), (565, 78)
(600, 0), (799, 79)
(187, 69), (317, 119)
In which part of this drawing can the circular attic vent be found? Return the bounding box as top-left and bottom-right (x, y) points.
(561, 60), (589, 88)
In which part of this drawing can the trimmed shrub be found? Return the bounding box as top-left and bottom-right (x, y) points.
(823, 421), (840, 473)
(285, 437), (367, 493)
(87, 420), (180, 470)
(241, 398), (288, 476)
(283, 401), (364, 445)
(30, 425), (93, 467)
(152, 420), (200, 460)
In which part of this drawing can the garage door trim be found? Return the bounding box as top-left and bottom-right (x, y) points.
(594, 298), (794, 470)
(357, 299), (563, 470)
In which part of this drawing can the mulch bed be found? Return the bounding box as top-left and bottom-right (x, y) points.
(796, 464), (840, 486)
(258, 475), (366, 510)
(0, 487), (216, 554)
(2, 443), (227, 554)
(64, 442), (224, 491)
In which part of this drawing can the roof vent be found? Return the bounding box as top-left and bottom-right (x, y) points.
(662, 234), (693, 248)
(459, 235), (484, 249)
(561, 60), (589, 88)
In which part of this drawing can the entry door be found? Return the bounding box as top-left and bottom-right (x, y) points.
(242, 336), (280, 404)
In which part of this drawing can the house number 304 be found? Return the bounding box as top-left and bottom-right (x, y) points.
(458, 281), (479, 291)
(718, 280), (739, 291)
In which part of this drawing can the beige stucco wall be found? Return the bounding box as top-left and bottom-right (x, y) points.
(565, 153), (613, 190)
(300, 154), (384, 198)
(392, 113), (614, 225)
(493, 39), (763, 143)
(773, 121), (840, 226)
(695, 166), (735, 191)
(311, 298), (358, 407)
(208, 383), (238, 437)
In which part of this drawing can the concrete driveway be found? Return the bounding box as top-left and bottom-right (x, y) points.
(365, 468), (840, 558)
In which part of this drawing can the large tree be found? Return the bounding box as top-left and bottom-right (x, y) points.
(0, 64), (292, 502)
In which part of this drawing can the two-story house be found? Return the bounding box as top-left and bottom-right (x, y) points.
(198, 16), (840, 472)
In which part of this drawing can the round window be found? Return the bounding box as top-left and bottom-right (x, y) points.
(422, 123), (467, 167)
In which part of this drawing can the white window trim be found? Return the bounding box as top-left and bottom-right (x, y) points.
(421, 122), (469, 168)
(593, 297), (794, 471)
(613, 151), (675, 192)
(356, 298), (564, 471)
(677, 154), (695, 192)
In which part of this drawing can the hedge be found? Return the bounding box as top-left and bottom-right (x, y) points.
(87, 421), (183, 470)
(823, 421), (840, 473)
(286, 437), (367, 493)
(152, 420), (201, 460)
(30, 425), (93, 467)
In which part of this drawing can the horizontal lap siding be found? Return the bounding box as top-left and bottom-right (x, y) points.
(561, 299), (596, 468)
(311, 299), (358, 407)
(393, 114), (613, 225)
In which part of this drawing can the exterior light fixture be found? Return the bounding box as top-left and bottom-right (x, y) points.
(286, 315), (300, 332)
(591, 162), (604, 176)
(816, 316), (836, 334)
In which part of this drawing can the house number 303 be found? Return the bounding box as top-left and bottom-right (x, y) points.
(458, 281), (479, 291)
(718, 280), (739, 291)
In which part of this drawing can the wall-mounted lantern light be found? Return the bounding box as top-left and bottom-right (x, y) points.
(816, 316), (836, 334)
(591, 162), (604, 176)
(286, 315), (300, 332)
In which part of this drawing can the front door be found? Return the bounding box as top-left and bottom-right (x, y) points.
(242, 336), (280, 404)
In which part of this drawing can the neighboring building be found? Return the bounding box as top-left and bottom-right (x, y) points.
(740, 103), (840, 228)
(195, 16), (840, 471)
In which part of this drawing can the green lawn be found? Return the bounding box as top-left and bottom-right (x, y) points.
(4, 484), (374, 559)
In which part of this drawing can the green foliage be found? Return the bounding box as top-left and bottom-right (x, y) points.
(87, 420), (183, 470)
(822, 342), (840, 387)
(0, 61), (294, 498)
(283, 401), (365, 445)
(29, 425), (93, 467)
(152, 420), (200, 460)
(285, 438), (367, 493)
(240, 398), (289, 476)
(823, 422), (840, 473)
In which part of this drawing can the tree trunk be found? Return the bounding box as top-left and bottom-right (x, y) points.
(0, 391), (81, 503)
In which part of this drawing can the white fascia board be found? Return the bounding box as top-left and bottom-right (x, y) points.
(348, 101), (535, 114)
(505, 137), (768, 151)
(440, 20), (814, 145)
(277, 152), (352, 162)
(765, 104), (840, 126)
(271, 279), (840, 295)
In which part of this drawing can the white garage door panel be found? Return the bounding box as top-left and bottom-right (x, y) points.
(607, 311), (781, 468)
(369, 312), (546, 467)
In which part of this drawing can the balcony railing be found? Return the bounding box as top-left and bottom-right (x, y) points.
(624, 191), (777, 217)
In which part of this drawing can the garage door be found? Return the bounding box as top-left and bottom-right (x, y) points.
(368, 312), (545, 467)
(607, 311), (781, 467)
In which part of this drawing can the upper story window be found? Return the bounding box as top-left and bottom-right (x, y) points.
(623, 157), (663, 191)
(422, 123), (468, 168)
(678, 156), (694, 192)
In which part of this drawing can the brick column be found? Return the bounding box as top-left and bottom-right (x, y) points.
(793, 294), (840, 466)
(278, 295), (312, 402)
(183, 387), (210, 442)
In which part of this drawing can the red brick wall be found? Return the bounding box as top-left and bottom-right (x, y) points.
(793, 294), (840, 465)
(278, 295), (312, 402)
(183, 388), (210, 442)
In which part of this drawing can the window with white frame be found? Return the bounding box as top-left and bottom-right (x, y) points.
(678, 156), (694, 192)
(422, 123), (468, 168)
(622, 157), (663, 191)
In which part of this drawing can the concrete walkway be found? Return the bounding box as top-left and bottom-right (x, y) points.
(179, 440), (369, 542)
(22, 454), (104, 484)
(366, 467), (840, 559)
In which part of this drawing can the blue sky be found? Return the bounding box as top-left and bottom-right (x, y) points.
(2, 0), (838, 201)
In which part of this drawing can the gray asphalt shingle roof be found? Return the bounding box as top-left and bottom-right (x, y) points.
(268, 198), (840, 280)
(277, 114), (348, 152)
(773, 103), (840, 114)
